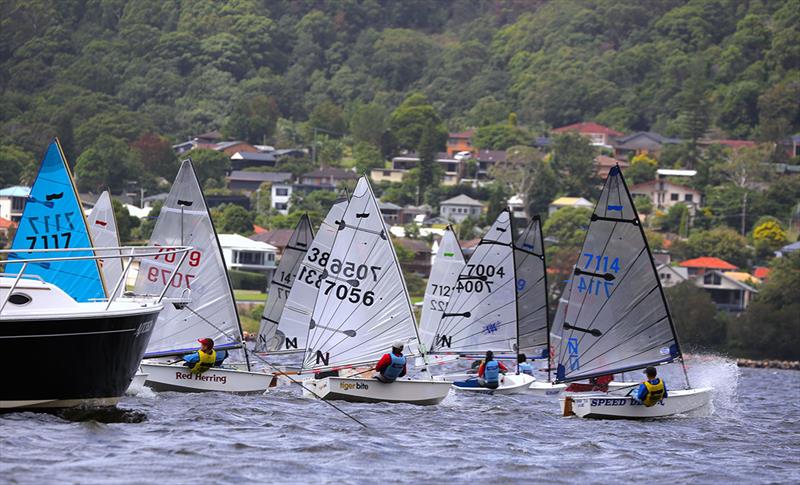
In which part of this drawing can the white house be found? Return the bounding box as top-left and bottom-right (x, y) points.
(440, 194), (484, 223)
(508, 194), (527, 220)
(656, 264), (689, 288)
(629, 180), (702, 213)
(218, 233), (277, 281)
(0, 186), (30, 222)
(271, 183), (292, 214)
(548, 197), (593, 215)
(694, 270), (758, 313)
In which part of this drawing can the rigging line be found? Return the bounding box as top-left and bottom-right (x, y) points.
(574, 284), (662, 360)
(564, 337), (675, 379)
(572, 245), (649, 353)
(573, 315), (670, 372)
(436, 278), (516, 339)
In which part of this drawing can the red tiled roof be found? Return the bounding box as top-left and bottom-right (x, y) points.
(594, 155), (629, 167)
(753, 266), (771, 279)
(249, 229), (294, 248)
(396, 238), (431, 254)
(0, 217), (17, 230)
(252, 224), (267, 234)
(552, 122), (624, 137)
(448, 129), (475, 139)
(706, 139), (757, 149)
(678, 257), (737, 270)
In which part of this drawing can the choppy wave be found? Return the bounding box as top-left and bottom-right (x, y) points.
(1, 360), (798, 484)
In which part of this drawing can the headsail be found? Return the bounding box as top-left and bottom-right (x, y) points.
(514, 216), (550, 359)
(432, 209), (517, 354)
(7, 139), (105, 302)
(255, 214), (314, 352)
(87, 191), (123, 296)
(135, 159), (245, 361)
(302, 177), (419, 370)
(275, 196), (349, 354)
(419, 226), (465, 353)
(554, 165), (681, 383)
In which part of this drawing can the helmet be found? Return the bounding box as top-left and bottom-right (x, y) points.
(392, 340), (405, 350)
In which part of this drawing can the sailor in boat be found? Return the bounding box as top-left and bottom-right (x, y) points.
(477, 351), (508, 389)
(374, 341), (407, 383)
(517, 354), (534, 376)
(633, 366), (668, 407)
(182, 338), (225, 375)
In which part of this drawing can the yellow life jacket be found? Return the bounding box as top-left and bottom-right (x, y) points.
(642, 378), (665, 407)
(190, 349), (216, 375)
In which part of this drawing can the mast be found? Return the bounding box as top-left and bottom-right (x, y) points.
(536, 215), (553, 382)
(509, 208), (521, 374)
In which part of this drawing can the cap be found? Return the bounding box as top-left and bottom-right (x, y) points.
(392, 340), (405, 349)
(198, 338), (214, 348)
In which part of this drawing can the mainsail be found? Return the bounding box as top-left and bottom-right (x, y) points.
(135, 159), (246, 361)
(254, 214), (314, 352)
(514, 216), (550, 359)
(87, 191), (123, 295)
(276, 195), (349, 354)
(418, 226), (465, 353)
(302, 177), (419, 370)
(7, 138), (105, 302)
(432, 209), (517, 354)
(554, 165), (681, 383)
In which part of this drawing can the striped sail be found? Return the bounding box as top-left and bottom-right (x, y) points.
(87, 191), (123, 296)
(275, 196), (349, 355)
(432, 209), (517, 354)
(7, 139), (105, 302)
(554, 166), (681, 383)
(514, 216), (550, 359)
(134, 159), (245, 360)
(419, 226), (465, 353)
(255, 214), (314, 352)
(302, 177), (419, 370)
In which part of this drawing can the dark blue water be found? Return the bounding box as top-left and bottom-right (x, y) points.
(1, 358), (798, 484)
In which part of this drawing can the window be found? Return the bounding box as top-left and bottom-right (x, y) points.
(670, 193), (679, 201)
(12, 197), (25, 211)
(704, 273), (721, 285)
(684, 194), (693, 202)
(275, 188), (289, 196)
(383, 171), (391, 176)
(236, 251), (264, 266)
(274, 202), (287, 210)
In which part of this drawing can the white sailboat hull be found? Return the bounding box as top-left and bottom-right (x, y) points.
(125, 369), (149, 395)
(561, 387), (712, 419)
(141, 363), (273, 394)
(528, 380), (568, 397)
(302, 377), (452, 405)
(452, 373), (535, 395)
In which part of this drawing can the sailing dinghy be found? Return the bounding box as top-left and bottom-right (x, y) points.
(300, 177), (451, 405)
(254, 214), (314, 353)
(137, 159), (272, 393)
(431, 209), (535, 395)
(555, 166), (711, 418)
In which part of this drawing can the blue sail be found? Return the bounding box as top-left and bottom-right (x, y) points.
(6, 139), (106, 302)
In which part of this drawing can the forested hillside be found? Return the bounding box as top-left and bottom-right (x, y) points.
(1, 0), (798, 173)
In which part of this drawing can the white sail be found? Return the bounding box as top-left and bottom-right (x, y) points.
(514, 216), (550, 359)
(254, 214), (314, 352)
(554, 165), (681, 383)
(134, 159), (245, 360)
(432, 209), (517, 354)
(302, 177), (419, 370)
(87, 191), (123, 295)
(275, 196), (349, 355)
(419, 226), (465, 353)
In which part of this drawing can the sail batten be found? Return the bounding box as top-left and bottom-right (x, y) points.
(302, 177), (419, 370)
(554, 166), (681, 383)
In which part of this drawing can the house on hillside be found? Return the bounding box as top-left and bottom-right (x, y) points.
(629, 179), (701, 214)
(250, 228), (295, 258)
(299, 167), (357, 190)
(508, 194), (527, 220)
(391, 153), (461, 185)
(226, 171), (292, 193)
(694, 270), (758, 312)
(395, 238), (432, 276)
(440, 194), (484, 223)
(271, 183), (292, 214)
(473, 149), (507, 180)
(678, 257), (737, 277)
(446, 129), (475, 156)
(613, 132), (680, 158)
(656, 264), (689, 288)
(594, 155), (629, 179)
(552, 122), (623, 147)
(0, 216), (17, 239)
(548, 196), (593, 215)
(230, 151), (277, 171)
(0, 186), (30, 223)
(213, 141), (258, 157)
(218, 234), (277, 282)
(378, 201), (402, 225)
(370, 168), (405, 184)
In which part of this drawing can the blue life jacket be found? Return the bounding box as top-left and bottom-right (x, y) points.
(519, 362), (534, 376)
(381, 353), (406, 382)
(484, 360), (500, 383)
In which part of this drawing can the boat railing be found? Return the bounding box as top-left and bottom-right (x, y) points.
(0, 245), (193, 315)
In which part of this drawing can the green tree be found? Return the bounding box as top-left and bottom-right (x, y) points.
(111, 198), (138, 243)
(543, 206), (593, 247)
(0, 145), (35, 187)
(354, 142), (384, 175)
(752, 217), (788, 258)
(135, 200), (163, 241)
(389, 93), (447, 152)
(349, 103), (388, 149)
(627, 153), (658, 185)
(549, 133), (599, 198)
(188, 149), (231, 186)
(415, 119), (444, 204)
(217, 204), (254, 234)
(74, 135), (133, 192)
(472, 124), (529, 150)
(665, 281), (726, 351)
(129, 133), (179, 181)
(456, 216), (479, 240)
(657, 203), (689, 234)
(634, 195), (653, 215)
(684, 227), (752, 268)
(308, 99), (347, 136)
(223, 95), (279, 145)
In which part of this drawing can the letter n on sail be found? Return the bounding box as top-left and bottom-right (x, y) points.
(436, 334), (452, 348)
(285, 337), (298, 350)
(316, 351), (330, 366)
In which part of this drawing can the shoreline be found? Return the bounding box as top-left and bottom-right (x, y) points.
(736, 359), (800, 371)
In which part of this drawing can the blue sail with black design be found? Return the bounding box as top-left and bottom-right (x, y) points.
(6, 138), (106, 302)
